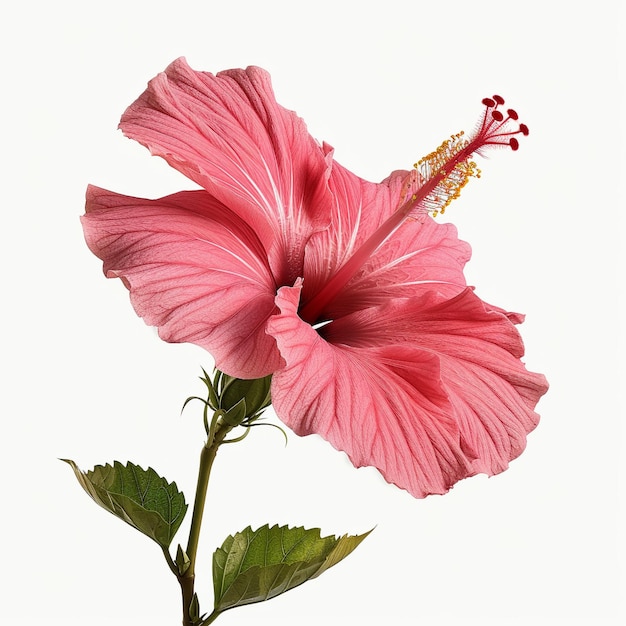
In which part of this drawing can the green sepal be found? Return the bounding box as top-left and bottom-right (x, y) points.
(176, 544), (191, 576)
(63, 460), (187, 549)
(222, 398), (248, 427)
(189, 593), (201, 622)
(201, 367), (220, 410)
(212, 524), (371, 612)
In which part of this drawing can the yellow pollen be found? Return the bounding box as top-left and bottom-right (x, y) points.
(409, 129), (481, 218)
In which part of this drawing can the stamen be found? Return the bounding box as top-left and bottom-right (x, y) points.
(399, 131), (481, 218)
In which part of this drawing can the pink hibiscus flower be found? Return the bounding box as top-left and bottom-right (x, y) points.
(82, 58), (548, 498)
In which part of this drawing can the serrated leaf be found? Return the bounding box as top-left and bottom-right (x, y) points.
(63, 459), (187, 548)
(212, 524), (371, 612)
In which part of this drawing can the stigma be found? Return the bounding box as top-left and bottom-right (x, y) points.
(399, 94), (529, 219)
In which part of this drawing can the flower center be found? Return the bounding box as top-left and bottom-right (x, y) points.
(299, 95), (528, 324)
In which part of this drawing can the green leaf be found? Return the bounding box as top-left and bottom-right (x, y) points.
(63, 459), (187, 549)
(212, 524), (371, 612)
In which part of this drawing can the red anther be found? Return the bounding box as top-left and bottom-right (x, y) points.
(519, 123), (529, 136)
(507, 108), (518, 120)
(491, 110), (504, 122)
(493, 95), (505, 105)
(509, 138), (519, 151)
(482, 97), (495, 107)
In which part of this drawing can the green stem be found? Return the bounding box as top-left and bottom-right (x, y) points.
(179, 419), (234, 626)
(179, 576), (196, 626)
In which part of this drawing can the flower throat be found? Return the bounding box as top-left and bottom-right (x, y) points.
(299, 95), (529, 325)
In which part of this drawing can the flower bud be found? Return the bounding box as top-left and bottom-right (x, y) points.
(217, 373), (272, 421)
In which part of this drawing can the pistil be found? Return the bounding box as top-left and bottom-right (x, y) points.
(299, 95), (528, 325)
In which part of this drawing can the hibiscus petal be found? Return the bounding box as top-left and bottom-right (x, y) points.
(267, 282), (478, 498)
(302, 163), (471, 318)
(335, 217), (471, 315)
(82, 186), (283, 378)
(302, 163), (403, 296)
(324, 288), (549, 477)
(119, 58), (334, 284)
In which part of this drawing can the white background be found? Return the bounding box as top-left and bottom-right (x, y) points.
(2, 1), (624, 624)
